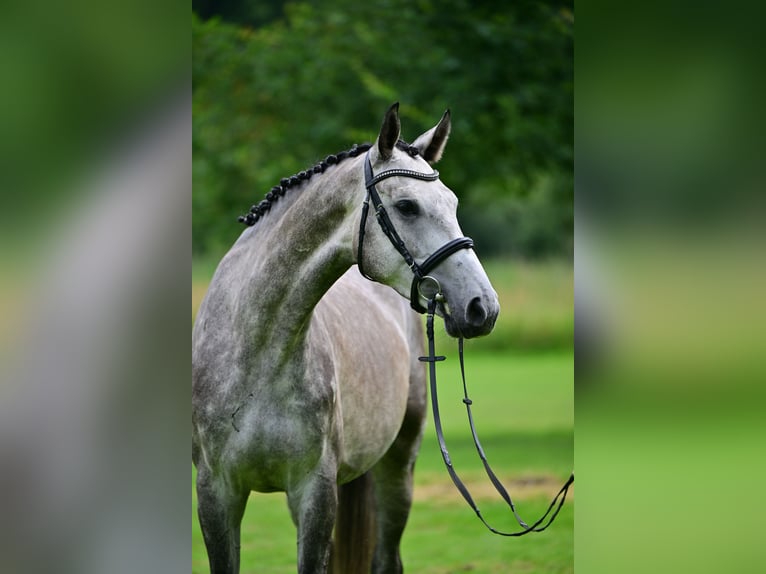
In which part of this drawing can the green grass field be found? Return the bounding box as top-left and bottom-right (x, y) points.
(192, 258), (573, 573)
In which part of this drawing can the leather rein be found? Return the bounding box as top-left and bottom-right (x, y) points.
(357, 150), (574, 536)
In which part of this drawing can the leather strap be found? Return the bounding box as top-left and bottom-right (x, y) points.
(420, 298), (574, 536)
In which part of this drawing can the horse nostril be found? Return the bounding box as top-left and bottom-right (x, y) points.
(466, 297), (488, 327)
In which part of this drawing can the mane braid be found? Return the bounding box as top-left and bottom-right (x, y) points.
(237, 140), (420, 226)
(237, 142), (374, 226)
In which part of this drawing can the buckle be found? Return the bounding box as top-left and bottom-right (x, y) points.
(418, 275), (442, 301)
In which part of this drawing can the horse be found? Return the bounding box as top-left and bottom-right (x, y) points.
(192, 103), (500, 573)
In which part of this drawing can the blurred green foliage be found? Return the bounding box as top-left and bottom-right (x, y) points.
(193, 0), (573, 258)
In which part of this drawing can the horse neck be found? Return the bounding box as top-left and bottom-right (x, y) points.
(232, 157), (364, 358)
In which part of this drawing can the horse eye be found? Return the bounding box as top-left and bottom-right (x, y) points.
(394, 199), (419, 217)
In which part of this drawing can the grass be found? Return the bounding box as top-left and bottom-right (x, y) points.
(192, 257), (573, 573)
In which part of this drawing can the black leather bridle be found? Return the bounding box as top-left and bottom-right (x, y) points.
(357, 149), (574, 536)
(357, 150), (474, 313)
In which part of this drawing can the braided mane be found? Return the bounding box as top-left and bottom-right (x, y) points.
(238, 140), (421, 226)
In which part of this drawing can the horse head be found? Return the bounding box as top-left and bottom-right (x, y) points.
(356, 103), (500, 339)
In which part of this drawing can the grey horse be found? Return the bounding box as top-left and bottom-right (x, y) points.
(192, 103), (499, 573)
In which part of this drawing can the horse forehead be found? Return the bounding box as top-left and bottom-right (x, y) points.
(398, 178), (457, 207)
(385, 149), (430, 171)
(382, 152), (458, 207)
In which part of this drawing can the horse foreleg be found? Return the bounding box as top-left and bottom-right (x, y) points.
(196, 469), (249, 574)
(287, 469), (338, 574)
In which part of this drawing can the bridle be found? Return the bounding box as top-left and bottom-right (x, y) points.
(357, 150), (474, 313)
(357, 149), (574, 536)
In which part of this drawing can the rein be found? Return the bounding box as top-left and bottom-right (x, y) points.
(421, 297), (575, 536)
(357, 149), (574, 536)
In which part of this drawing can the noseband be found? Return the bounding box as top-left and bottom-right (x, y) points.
(357, 150), (474, 313)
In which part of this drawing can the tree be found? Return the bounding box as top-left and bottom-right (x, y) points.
(193, 1), (573, 258)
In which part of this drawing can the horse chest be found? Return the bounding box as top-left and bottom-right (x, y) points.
(228, 351), (410, 489)
(220, 364), (334, 482)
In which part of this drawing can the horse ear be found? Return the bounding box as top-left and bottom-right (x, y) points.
(376, 102), (401, 160)
(412, 109), (451, 164)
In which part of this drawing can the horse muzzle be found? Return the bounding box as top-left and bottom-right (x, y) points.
(443, 292), (499, 339)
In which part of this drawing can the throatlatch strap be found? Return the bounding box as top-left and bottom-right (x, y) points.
(420, 298), (574, 537)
